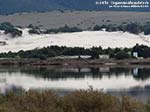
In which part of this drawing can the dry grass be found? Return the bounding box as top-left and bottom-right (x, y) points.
(0, 90), (149, 112)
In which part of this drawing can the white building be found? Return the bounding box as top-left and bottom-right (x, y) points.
(133, 52), (138, 58)
(99, 55), (110, 59)
(54, 55), (91, 59)
(79, 55), (92, 59)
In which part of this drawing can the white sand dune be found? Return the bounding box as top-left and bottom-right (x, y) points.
(0, 29), (150, 53)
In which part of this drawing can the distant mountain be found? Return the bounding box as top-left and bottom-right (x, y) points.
(0, 0), (149, 14)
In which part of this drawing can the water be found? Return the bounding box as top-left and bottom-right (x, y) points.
(0, 66), (150, 102)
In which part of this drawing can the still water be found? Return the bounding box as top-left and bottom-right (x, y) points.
(0, 66), (150, 102)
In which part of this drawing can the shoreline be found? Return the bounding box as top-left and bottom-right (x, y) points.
(0, 58), (150, 67)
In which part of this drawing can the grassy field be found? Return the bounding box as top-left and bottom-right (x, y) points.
(1, 11), (150, 30)
(0, 89), (150, 112)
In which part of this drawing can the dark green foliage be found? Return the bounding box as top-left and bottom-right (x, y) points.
(28, 24), (42, 34)
(93, 24), (119, 32)
(0, 45), (132, 60)
(0, 22), (14, 31)
(90, 47), (103, 59)
(132, 44), (150, 58)
(28, 24), (34, 29)
(93, 22), (145, 35)
(45, 25), (82, 34)
(0, 22), (22, 37)
(126, 22), (142, 34)
(103, 47), (115, 58)
(28, 24), (82, 34)
(115, 51), (130, 60)
(144, 26), (150, 35)
(93, 25), (106, 31)
(62, 47), (88, 56)
(4, 28), (22, 37)
(105, 24), (118, 32)
(28, 29), (41, 34)
(143, 23), (150, 35)
(26, 22), (150, 35)
(1, 44), (150, 60)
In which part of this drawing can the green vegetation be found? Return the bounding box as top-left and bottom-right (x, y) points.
(1, 22), (150, 37)
(28, 22), (150, 35)
(143, 22), (150, 35)
(0, 22), (22, 37)
(115, 51), (131, 60)
(93, 22), (150, 35)
(28, 24), (41, 34)
(133, 44), (150, 58)
(1, 22), (150, 36)
(0, 44), (150, 60)
(0, 90), (149, 112)
(0, 46), (132, 60)
(28, 24), (82, 34)
(44, 25), (82, 34)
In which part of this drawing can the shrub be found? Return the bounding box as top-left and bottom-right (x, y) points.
(28, 29), (41, 34)
(0, 22), (22, 37)
(45, 25), (82, 34)
(144, 25), (150, 35)
(0, 90), (145, 112)
(4, 28), (22, 37)
(115, 51), (131, 60)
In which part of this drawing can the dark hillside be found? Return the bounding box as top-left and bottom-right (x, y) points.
(0, 0), (149, 14)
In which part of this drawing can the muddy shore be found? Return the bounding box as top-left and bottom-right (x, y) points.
(0, 58), (150, 67)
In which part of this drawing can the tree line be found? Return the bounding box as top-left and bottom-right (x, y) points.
(28, 22), (150, 35)
(28, 24), (83, 34)
(1, 22), (150, 36)
(93, 22), (150, 35)
(0, 44), (149, 60)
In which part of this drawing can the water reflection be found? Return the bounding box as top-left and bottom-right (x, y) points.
(16, 67), (150, 81)
(0, 66), (150, 101)
(3, 67), (132, 80)
(108, 85), (150, 102)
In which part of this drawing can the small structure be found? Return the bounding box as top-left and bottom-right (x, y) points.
(79, 55), (91, 59)
(99, 67), (110, 72)
(133, 68), (139, 76)
(99, 54), (110, 59)
(54, 56), (78, 59)
(54, 55), (91, 59)
(133, 52), (138, 58)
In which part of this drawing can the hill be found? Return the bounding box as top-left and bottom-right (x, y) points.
(0, 29), (150, 53)
(1, 11), (150, 30)
(0, 0), (149, 14)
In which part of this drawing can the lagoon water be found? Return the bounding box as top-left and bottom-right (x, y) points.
(0, 66), (150, 102)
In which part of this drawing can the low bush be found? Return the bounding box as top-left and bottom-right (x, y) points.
(0, 90), (147, 112)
